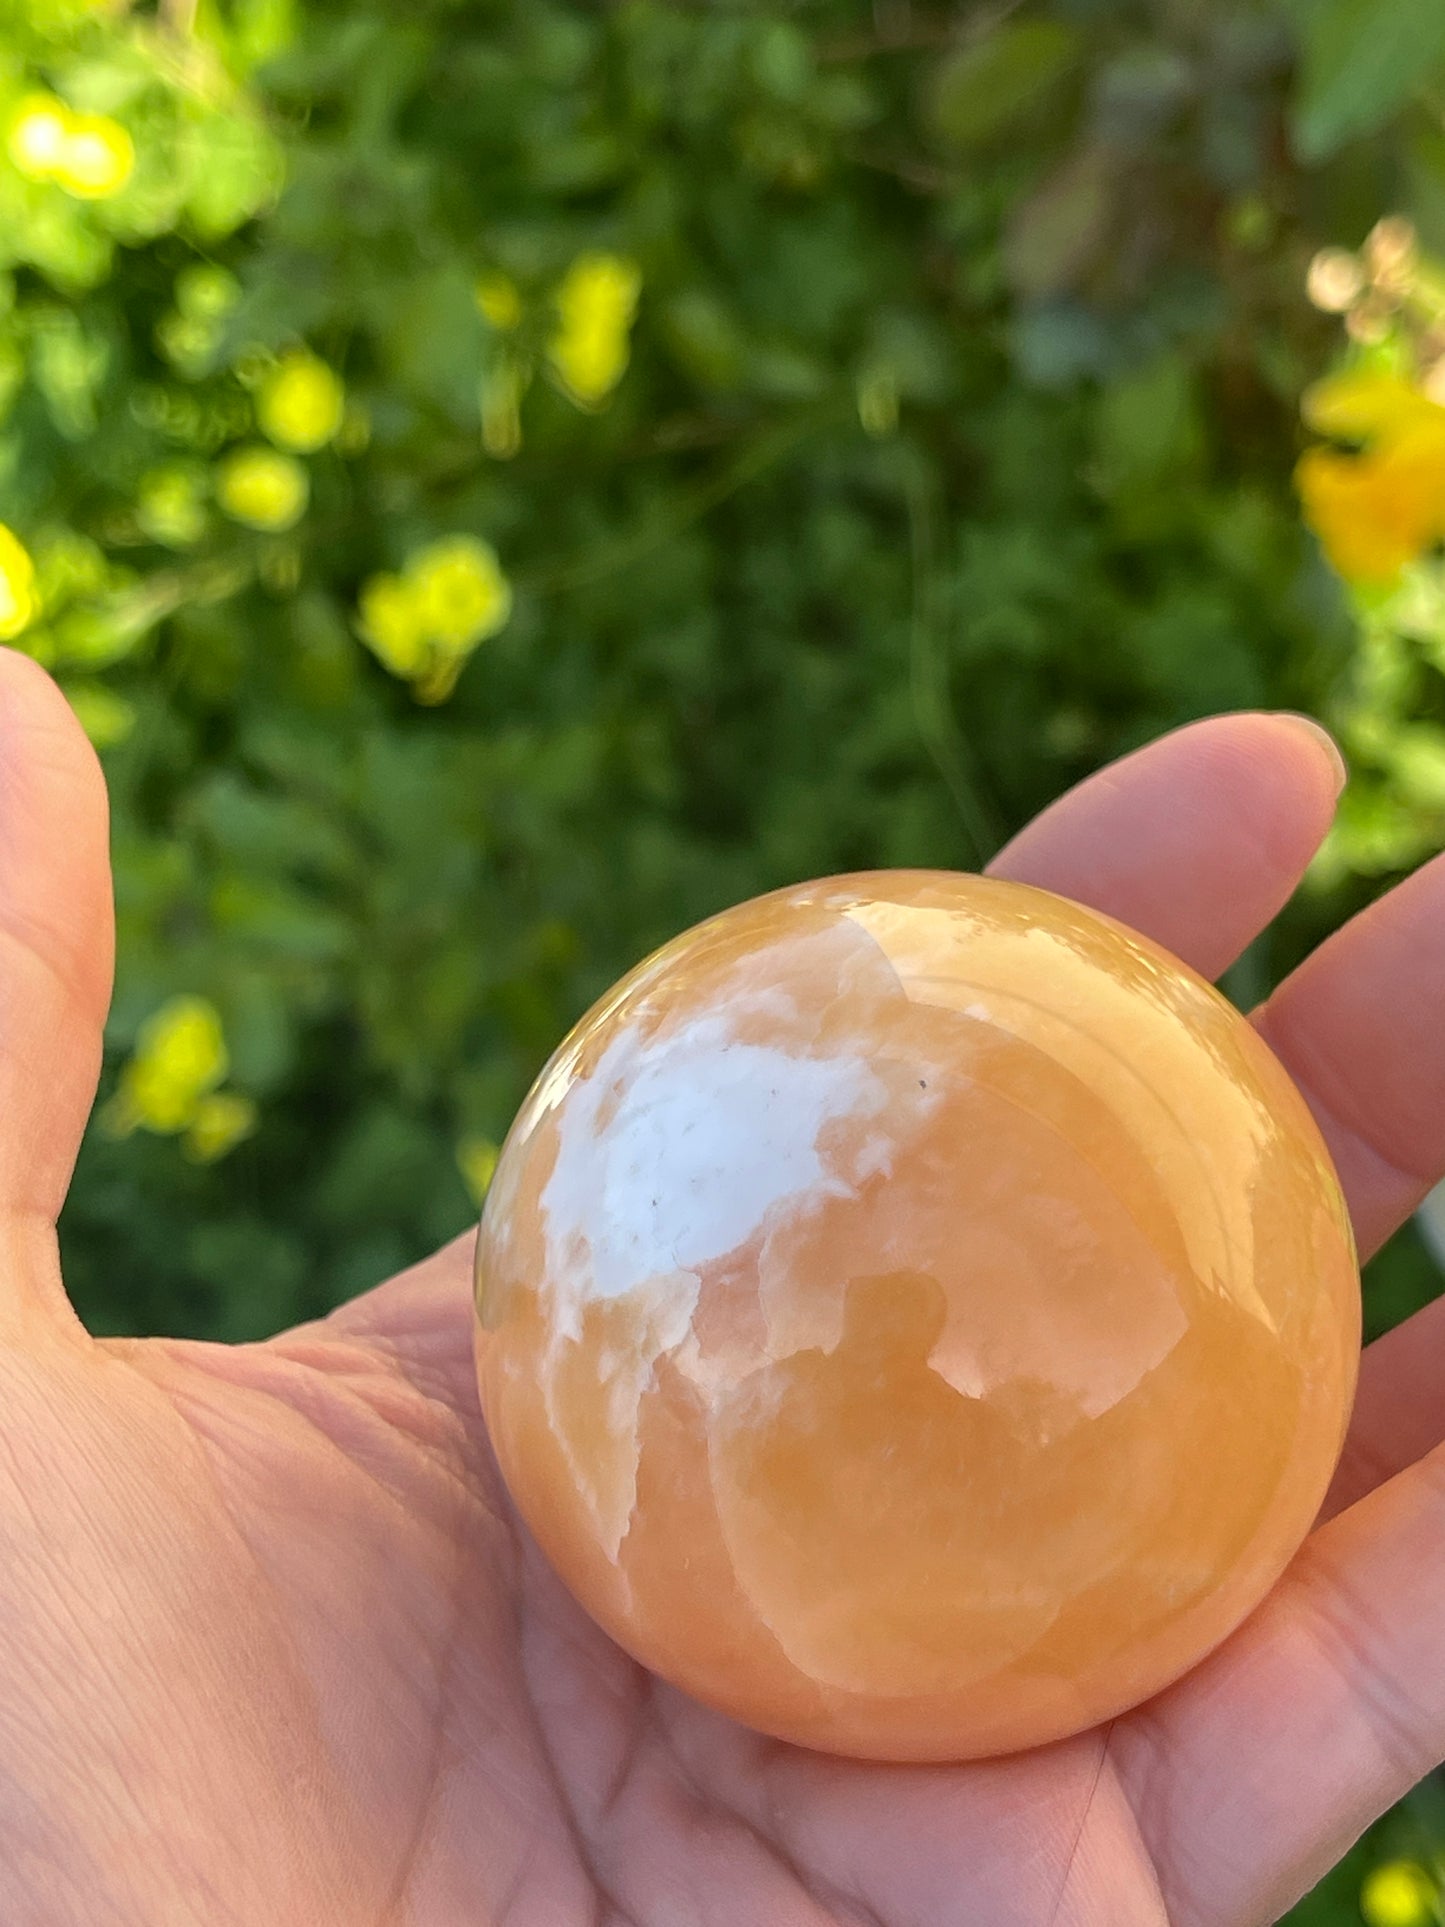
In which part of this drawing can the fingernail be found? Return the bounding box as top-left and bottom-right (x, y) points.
(1274, 712), (1347, 797)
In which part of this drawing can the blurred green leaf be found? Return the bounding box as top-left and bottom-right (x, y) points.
(1291, 0), (1445, 160)
(1092, 351), (1203, 495)
(1003, 144), (1118, 299)
(926, 20), (1083, 152)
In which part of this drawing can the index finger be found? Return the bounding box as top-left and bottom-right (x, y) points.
(987, 708), (1345, 979)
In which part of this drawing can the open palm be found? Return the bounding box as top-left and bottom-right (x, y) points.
(6, 655), (1443, 1926)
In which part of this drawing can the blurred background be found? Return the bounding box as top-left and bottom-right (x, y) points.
(4, 0), (1445, 1917)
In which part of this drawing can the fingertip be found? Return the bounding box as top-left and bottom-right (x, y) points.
(0, 644), (108, 781)
(1268, 712), (1348, 801)
(988, 709), (1343, 981)
(1169, 709), (1343, 881)
(0, 649), (111, 862)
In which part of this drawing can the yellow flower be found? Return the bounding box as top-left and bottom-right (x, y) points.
(0, 524), (37, 640)
(184, 1091), (258, 1163)
(356, 572), (429, 677)
(476, 272), (523, 331)
(549, 252), (642, 407)
(1298, 362), (1445, 585)
(1302, 369), (1445, 443)
(457, 1135), (500, 1206)
(216, 446), (309, 531)
(355, 535), (512, 698)
(257, 351), (346, 453)
(52, 114), (134, 200)
(6, 93), (69, 180)
(411, 535), (512, 651)
(7, 93), (133, 199)
(1361, 1860), (1438, 1927)
(111, 996), (229, 1136)
(1297, 425), (1445, 584)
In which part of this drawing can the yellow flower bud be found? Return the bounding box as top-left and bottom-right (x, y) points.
(549, 252), (642, 407)
(52, 114), (135, 200)
(1361, 1861), (1438, 1927)
(120, 996), (229, 1134)
(216, 446), (309, 532)
(356, 572), (429, 677)
(410, 535), (513, 652)
(0, 524), (37, 640)
(257, 351), (346, 453)
(184, 1091), (258, 1163)
(6, 94), (69, 180)
(476, 272), (523, 331)
(356, 537), (513, 696)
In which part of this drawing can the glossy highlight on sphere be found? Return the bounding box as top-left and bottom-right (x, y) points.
(474, 872), (1360, 1761)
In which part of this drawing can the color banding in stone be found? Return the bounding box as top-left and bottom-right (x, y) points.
(475, 871), (1360, 1761)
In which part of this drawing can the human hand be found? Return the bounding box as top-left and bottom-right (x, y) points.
(3, 653), (1439, 1924)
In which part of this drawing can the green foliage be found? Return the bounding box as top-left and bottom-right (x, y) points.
(926, 19), (1084, 152)
(3, 3), (1445, 1914)
(1290, 0), (1445, 161)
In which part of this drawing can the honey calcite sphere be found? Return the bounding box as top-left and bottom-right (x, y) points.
(474, 871), (1360, 1761)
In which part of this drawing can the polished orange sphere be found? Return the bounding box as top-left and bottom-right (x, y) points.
(474, 871), (1360, 1761)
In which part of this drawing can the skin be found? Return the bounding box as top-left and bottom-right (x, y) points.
(3, 652), (1444, 1927)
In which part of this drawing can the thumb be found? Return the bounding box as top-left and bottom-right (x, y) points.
(0, 652), (113, 1280)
